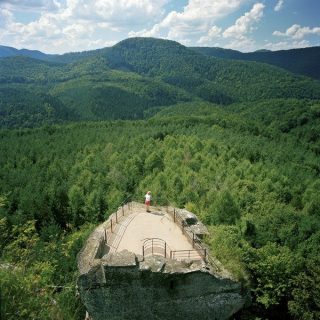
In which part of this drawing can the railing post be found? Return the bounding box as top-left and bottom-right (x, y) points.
(116, 211), (118, 223)
(173, 209), (176, 222)
(111, 219), (113, 233)
(164, 242), (166, 258)
(122, 205), (124, 216)
(152, 239), (153, 255)
(142, 245), (144, 258)
(192, 233), (195, 248)
(105, 228), (107, 243)
(204, 249), (207, 261)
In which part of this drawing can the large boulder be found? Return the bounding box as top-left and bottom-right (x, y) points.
(77, 204), (249, 319)
(78, 251), (249, 320)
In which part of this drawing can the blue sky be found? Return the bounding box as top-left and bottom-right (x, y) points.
(0, 0), (319, 53)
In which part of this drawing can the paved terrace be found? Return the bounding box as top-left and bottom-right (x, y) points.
(106, 202), (202, 260)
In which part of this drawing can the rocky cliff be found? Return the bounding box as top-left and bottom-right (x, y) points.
(77, 203), (249, 319)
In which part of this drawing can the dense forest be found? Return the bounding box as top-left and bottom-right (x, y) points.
(0, 38), (320, 319)
(191, 46), (320, 80)
(1, 38), (320, 129)
(2, 43), (320, 80)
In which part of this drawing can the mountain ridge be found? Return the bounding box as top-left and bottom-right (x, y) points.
(191, 45), (320, 80)
(1, 40), (320, 79)
(1, 37), (320, 129)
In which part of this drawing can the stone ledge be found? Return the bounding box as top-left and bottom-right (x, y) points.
(78, 250), (249, 320)
(77, 204), (250, 320)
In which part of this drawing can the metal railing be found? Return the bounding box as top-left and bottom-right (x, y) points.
(142, 238), (206, 262)
(142, 238), (169, 258)
(169, 208), (207, 262)
(170, 249), (206, 261)
(102, 200), (209, 263)
(104, 197), (133, 246)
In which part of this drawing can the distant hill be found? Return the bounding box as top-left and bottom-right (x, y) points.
(2, 43), (320, 80)
(191, 46), (320, 80)
(0, 45), (111, 64)
(0, 53), (192, 128)
(0, 45), (56, 61)
(105, 38), (320, 103)
(1, 37), (320, 129)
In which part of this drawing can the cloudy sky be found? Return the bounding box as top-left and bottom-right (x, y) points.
(0, 0), (319, 53)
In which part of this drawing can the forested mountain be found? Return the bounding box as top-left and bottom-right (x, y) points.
(2, 42), (319, 80)
(0, 45), (111, 64)
(0, 37), (320, 320)
(0, 45), (53, 60)
(1, 37), (320, 129)
(0, 53), (192, 127)
(106, 38), (320, 102)
(192, 46), (320, 80)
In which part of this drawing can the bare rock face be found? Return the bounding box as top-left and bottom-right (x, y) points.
(78, 250), (248, 320)
(177, 209), (198, 225)
(177, 208), (209, 239)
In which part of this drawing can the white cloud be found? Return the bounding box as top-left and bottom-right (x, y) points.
(7, 13), (61, 40)
(177, 0), (249, 21)
(0, 0), (61, 11)
(0, 8), (13, 28)
(223, 3), (265, 39)
(225, 37), (256, 52)
(1, 0), (268, 53)
(274, 0), (284, 12)
(273, 24), (320, 39)
(197, 26), (222, 45)
(129, 0), (250, 42)
(4, 0), (315, 54)
(63, 23), (94, 39)
(0, 0), (169, 52)
(264, 39), (310, 51)
(62, 0), (167, 25)
(129, 9), (208, 40)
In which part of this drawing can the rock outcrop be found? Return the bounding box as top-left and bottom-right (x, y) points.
(77, 203), (249, 320)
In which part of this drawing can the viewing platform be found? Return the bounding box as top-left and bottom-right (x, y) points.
(77, 202), (248, 320)
(106, 202), (207, 261)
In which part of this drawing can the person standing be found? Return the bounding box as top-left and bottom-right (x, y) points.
(145, 191), (152, 212)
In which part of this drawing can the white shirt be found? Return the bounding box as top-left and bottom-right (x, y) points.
(145, 194), (151, 201)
